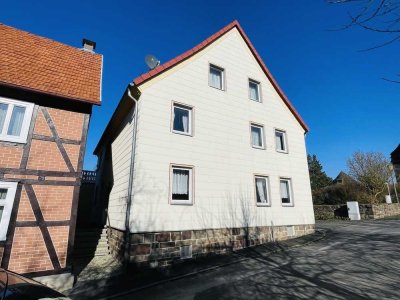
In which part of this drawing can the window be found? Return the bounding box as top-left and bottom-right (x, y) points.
(275, 130), (287, 153)
(171, 165), (193, 204)
(249, 79), (261, 102)
(255, 176), (270, 206)
(0, 181), (18, 241)
(280, 178), (293, 206)
(0, 97), (34, 143)
(209, 64), (224, 90)
(250, 123), (264, 149)
(172, 103), (192, 135)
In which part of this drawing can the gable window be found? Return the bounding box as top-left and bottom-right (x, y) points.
(209, 64), (224, 90)
(0, 97), (34, 143)
(249, 79), (261, 102)
(275, 130), (288, 153)
(255, 176), (270, 206)
(280, 178), (293, 206)
(0, 181), (18, 241)
(171, 165), (193, 204)
(250, 123), (264, 149)
(172, 103), (192, 135)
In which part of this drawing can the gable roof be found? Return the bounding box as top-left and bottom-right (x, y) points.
(0, 23), (102, 105)
(333, 171), (357, 185)
(133, 20), (308, 132)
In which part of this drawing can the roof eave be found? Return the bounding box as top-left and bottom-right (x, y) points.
(0, 80), (101, 106)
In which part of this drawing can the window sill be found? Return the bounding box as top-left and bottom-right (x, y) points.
(256, 203), (271, 207)
(281, 203), (294, 207)
(250, 98), (261, 103)
(0, 136), (27, 144)
(172, 130), (193, 137)
(208, 85), (225, 91)
(170, 201), (193, 206)
(276, 149), (288, 154)
(252, 145), (265, 150)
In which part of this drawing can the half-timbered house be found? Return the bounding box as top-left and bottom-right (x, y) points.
(0, 24), (102, 280)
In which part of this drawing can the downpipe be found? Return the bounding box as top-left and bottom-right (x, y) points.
(124, 84), (139, 269)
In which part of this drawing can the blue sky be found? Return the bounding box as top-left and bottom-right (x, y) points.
(2, 0), (399, 178)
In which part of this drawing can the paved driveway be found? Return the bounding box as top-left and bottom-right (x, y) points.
(113, 220), (400, 300)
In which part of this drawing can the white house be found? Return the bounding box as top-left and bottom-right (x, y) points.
(94, 20), (314, 267)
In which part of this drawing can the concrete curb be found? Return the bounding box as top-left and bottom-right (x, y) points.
(102, 230), (327, 300)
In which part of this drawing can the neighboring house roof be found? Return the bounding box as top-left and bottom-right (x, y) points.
(0, 23), (102, 105)
(333, 171), (357, 185)
(133, 20), (309, 132)
(391, 144), (400, 165)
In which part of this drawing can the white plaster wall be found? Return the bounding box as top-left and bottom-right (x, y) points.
(107, 111), (134, 230)
(129, 28), (314, 232)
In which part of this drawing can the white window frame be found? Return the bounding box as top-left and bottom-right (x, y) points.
(209, 64), (225, 90)
(280, 178), (294, 207)
(172, 102), (193, 136)
(170, 165), (194, 205)
(0, 97), (34, 143)
(249, 79), (261, 102)
(250, 123), (265, 149)
(254, 175), (271, 207)
(0, 181), (18, 241)
(275, 129), (288, 153)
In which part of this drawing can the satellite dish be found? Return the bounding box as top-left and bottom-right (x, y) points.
(145, 54), (160, 70)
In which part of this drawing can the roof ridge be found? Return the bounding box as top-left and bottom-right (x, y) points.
(0, 23), (101, 57)
(132, 20), (309, 132)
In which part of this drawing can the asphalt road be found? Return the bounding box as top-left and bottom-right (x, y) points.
(113, 220), (400, 300)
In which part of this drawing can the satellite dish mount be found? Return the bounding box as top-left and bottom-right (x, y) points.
(145, 54), (160, 70)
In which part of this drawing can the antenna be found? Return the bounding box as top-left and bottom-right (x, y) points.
(145, 54), (160, 70)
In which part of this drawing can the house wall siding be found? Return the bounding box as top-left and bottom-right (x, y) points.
(105, 110), (135, 231)
(127, 28), (314, 233)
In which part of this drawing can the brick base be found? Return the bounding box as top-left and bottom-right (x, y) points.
(108, 224), (314, 268)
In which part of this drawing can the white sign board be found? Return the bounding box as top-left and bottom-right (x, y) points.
(347, 201), (361, 221)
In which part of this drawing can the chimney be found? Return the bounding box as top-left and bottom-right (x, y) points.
(82, 38), (96, 53)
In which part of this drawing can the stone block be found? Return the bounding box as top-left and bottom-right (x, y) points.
(130, 244), (151, 255)
(156, 232), (171, 242)
(144, 233), (155, 243)
(181, 231), (192, 240)
(160, 242), (175, 248)
(171, 232), (182, 241)
(193, 230), (207, 239)
(130, 234), (144, 244)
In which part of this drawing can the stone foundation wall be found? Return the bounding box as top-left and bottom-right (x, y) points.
(108, 224), (314, 268)
(313, 205), (348, 220)
(367, 203), (400, 219)
(314, 203), (400, 220)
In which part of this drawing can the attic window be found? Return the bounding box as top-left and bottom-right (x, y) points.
(249, 79), (261, 102)
(209, 64), (224, 90)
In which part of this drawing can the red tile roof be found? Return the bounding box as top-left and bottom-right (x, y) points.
(133, 20), (308, 132)
(0, 23), (102, 105)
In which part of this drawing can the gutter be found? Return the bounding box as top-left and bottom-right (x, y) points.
(124, 83), (140, 265)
